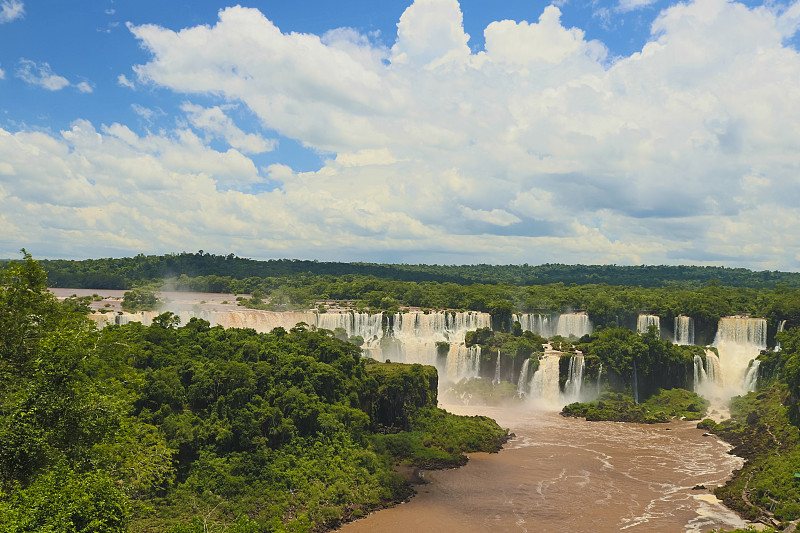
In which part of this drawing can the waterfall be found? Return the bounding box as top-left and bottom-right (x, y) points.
(563, 355), (585, 403)
(516, 358), (532, 396)
(515, 313), (592, 338)
(674, 316), (695, 345)
(555, 313), (593, 338)
(743, 360), (761, 392)
(694, 349), (723, 398)
(637, 314), (660, 335)
(445, 344), (481, 382)
(390, 311), (492, 372)
(88, 313), (115, 328)
(597, 363), (603, 396)
(107, 308), (493, 385)
(528, 355), (561, 408)
(705, 351), (721, 384)
(316, 311), (384, 340)
(514, 314), (556, 338)
(493, 351), (502, 385)
(632, 359), (639, 405)
(776, 320), (786, 351)
(712, 317), (767, 399)
(693, 355), (707, 385)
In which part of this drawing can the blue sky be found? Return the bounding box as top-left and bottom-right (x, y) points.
(0, 0), (664, 171)
(1, 0), (800, 268)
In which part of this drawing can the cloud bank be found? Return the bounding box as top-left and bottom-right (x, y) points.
(3, 0), (800, 269)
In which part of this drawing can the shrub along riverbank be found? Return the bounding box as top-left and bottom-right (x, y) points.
(0, 255), (508, 533)
(560, 388), (709, 423)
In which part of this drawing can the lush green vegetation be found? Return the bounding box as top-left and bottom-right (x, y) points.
(561, 389), (709, 423)
(464, 327), (547, 382)
(25, 251), (800, 289)
(699, 386), (800, 524)
(0, 255), (507, 533)
(121, 288), (161, 312)
(578, 327), (709, 400)
(461, 326), (708, 402)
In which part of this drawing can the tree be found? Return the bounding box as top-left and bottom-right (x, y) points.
(0, 253), (154, 531)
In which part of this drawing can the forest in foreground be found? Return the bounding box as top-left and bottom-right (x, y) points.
(0, 255), (507, 532)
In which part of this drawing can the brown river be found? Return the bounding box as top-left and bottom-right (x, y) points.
(340, 405), (747, 533)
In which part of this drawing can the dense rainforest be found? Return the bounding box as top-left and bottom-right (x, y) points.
(0, 255), (507, 533)
(20, 251), (800, 289)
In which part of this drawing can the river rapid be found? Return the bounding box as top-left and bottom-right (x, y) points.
(340, 405), (747, 533)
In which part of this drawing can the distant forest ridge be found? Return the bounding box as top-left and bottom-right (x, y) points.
(5, 252), (800, 289)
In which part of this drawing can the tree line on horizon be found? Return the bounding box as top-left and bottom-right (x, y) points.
(12, 251), (800, 344)
(7, 251), (800, 290)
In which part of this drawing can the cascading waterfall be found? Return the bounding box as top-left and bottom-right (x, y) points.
(596, 363), (603, 396)
(445, 344), (481, 383)
(694, 350), (722, 398)
(705, 351), (721, 384)
(693, 354), (707, 385)
(694, 347), (724, 400)
(516, 358), (532, 396)
(316, 312), (384, 340)
(710, 317), (767, 399)
(674, 316), (695, 345)
(514, 313), (592, 338)
(556, 313), (593, 338)
(390, 311), (491, 372)
(493, 351), (502, 385)
(563, 355), (585, 403)
(743, 360), (761, 392)
(637, 314), (660, 335)
(513, 314), (556, 337)
(528, 355), (561, 408)
(776, 320), (786, 351)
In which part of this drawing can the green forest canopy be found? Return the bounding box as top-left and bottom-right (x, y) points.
(10, 251), (800, 290)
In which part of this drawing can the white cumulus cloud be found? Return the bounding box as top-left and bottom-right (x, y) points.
(117, 74), (135, 88)
(76, 81), (94, 93)
(617, 0), (659, 13)
(3, 0), (800, 268)
(16, 59), (70, 90)
(0, 0), (23, 23)
(181, 103), (277, 154)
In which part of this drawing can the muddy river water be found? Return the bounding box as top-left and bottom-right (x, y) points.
(340, 405), (747, 533)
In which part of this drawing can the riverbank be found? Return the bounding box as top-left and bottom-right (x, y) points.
(698, 386), (800, 529)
